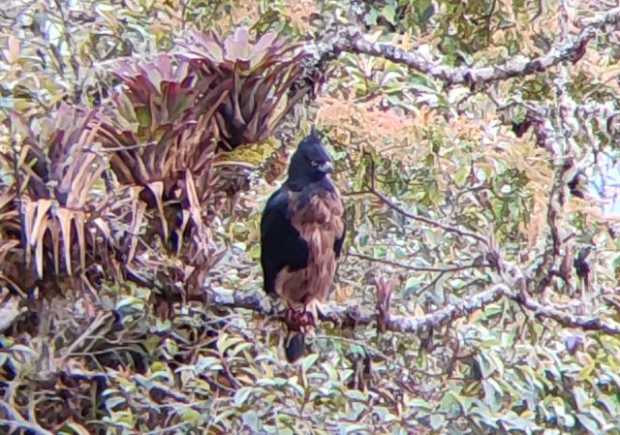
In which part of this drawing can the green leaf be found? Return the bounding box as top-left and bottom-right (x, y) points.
(573, 386), (590, 410)
(499, 411), (540, 432)
(301, 353), (319, 371)
(64, 421), (91, 435)
(248, 243), (260, 260)
(381, 4), (397, 25)
(430, 414), (445, 430)
(341, 423), (369, 434)
(577, 413), (600, 434)
(242, 410), (259, 430)
(476, 352), (496, 378)
(454, 164), (469, 186)
(181, 408), (202, 424)
(196, 356), (223, 371)
(365, 9), (379, 26)
(345, 389), (369, 402)
(407, 398), (432, 413)
(234, 387), (254, 407)
(481, 379), (502, 410)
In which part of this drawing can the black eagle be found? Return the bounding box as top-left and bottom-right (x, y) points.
(260, 131), (345, 362)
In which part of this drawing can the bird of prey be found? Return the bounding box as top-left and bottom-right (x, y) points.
(260, 130), (345, 362)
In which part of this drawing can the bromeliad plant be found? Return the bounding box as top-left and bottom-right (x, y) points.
(97, 54), (224, 266)
(0, 104), (122, 293)
(178, 27), (307, 151)
(0, 26), (307, 300)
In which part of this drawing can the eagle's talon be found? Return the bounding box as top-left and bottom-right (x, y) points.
(284, 308), (300, 330)
(300, 310), (315, 327)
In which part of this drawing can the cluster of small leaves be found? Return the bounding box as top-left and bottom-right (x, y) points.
(177, 26), (306, 150)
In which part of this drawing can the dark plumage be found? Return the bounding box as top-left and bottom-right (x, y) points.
(260, 130), (345, 362)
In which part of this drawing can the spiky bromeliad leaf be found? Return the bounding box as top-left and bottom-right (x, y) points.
(99, 54), (225, 194)
(96, 53), (225, 293)
(0, 104), (116, 286)
(177, 27), (308, 151)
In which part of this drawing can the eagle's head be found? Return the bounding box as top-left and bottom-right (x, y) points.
(287, 130), (334, 188)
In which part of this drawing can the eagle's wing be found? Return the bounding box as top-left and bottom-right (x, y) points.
(334, 218), (346, 258)
(260, 187), (309, 296)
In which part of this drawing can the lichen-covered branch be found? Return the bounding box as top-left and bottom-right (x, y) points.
(206, 283), (620, 338)
(511, 292), (620, 334)
(207, 284), (508, 334)
(330, 7), (620, 87)
(381, 284), (508, 333)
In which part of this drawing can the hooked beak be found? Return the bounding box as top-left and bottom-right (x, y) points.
(317, 161), (333, 173)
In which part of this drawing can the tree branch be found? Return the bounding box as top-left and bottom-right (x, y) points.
(206, 283), (620, 338)
(333, 7), (620, 87)
(580, 5), (620, 27)
(206, 284), (508, 334)
(0, 400), (53, 435)
(511, 292), (620, 334)
(381, 284), (508, 333)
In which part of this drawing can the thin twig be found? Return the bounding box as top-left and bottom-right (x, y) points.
(60, 311), (112, 362)
(52, 0), (81, 100)
(0, 400), (54, 435)
(349, 252), (489, 273)
(370, 189), (488, 245)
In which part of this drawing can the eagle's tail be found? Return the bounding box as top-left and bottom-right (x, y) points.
(285, 331), (305, 363)
(284, 306), (317, 363)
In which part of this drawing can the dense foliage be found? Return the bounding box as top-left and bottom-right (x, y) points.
(1, 0), (620, 433)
